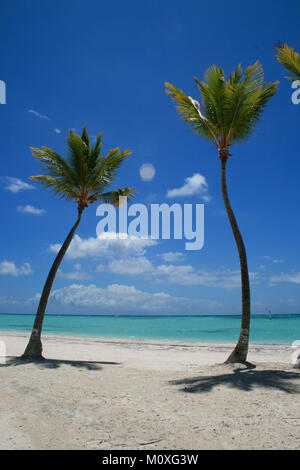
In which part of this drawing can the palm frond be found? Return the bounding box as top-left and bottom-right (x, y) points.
(29, 175), (79, 201)
(67, 130), (88, 187)
(223, 62), (278, 143)
(87, 148), (132, 195)
(30, 146), (77, 186)
(275, 43), (300, 81)
(196, 65), (226, 135)
(165, 82), (219, 144)
(87, 132), (103, 170)
(81, 125), (90, 147)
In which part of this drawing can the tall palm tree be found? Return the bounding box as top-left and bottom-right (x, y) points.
(22, 127), (135, 360)
(275, 43), (300, 80)
(166, 62), (278, 363)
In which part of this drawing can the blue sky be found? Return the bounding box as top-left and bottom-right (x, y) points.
(0, 0), (299, 315)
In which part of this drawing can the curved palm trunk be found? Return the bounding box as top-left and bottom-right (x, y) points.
(220, 158), (251, 363)
(22, 208), (83, 359)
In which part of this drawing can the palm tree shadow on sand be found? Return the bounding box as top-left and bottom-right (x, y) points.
(1, 356), (121, 371)
(170, 365), (300, 394)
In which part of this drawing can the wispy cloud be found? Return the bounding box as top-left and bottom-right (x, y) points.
(154, 265), (251, 288)
(270, 272), (300, 284)
(279, 298), (296, 305)
(159, 252), (185, 263)
(4, 177), (35, 193)
(28, 109), (50, 120)
(263, 256), (285, 264)
(58, 264), (90, 280)
(167, 173), (211, 201)
(0, 295), (19, 305)
(108, 256), (153, 276)
(17, 205), (46, 216)
(0, 260), (32, 277)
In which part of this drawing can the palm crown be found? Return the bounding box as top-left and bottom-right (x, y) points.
(275, 43), (300, 81)
(165, 61), (278, 158)
(30, 126), (135, 211)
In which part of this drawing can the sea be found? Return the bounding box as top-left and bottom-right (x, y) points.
(0, 313), (299, 344)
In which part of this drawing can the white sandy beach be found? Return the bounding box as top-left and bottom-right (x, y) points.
(0, 331), (299, 450)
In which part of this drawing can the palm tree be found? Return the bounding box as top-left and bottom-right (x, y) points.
(165, 62), (278, 363)
(22, 127), (135, 360)
(275, 42), (300, 80)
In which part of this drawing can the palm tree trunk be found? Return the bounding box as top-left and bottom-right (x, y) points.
(22, 208), (83, 359)
(220, 158), (251, 363)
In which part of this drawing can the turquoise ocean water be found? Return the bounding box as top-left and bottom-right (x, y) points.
(0, 313), (299, 344)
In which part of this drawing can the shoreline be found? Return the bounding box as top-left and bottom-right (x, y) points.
(0, 328), (294, 347)
(0, 330), (294, 370)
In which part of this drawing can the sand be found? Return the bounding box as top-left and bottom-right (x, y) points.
(0, 331), (299, 450)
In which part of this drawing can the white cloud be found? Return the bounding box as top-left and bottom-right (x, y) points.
(105, 254), (259, 289)
(54, 128), (61, 134)
(0, 295), (19, 305)
(167, 173), (210, 201)
(58, 264), (90, 280)
(96, 264), (106, 273)
(156, 264), (219, 286)
(263, 256), (285, 264)
(156, 266), (259, 288)
(4, 177), (35, 193)
(49, 233), (158, 260)
(258, 265), (266, 271)
(159, 252), (185, 263)
(28, 109), (50, 120)
(27, 280), (222, 314)
(0, 260), (32, 277)
(45, 282), (198, 313)
(109, 257), (153, 276)
(26, 293), (41, 304)
(17, 205), (46, 216)
(270, 272), (300, 284)
(280, 298), (296, 305)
